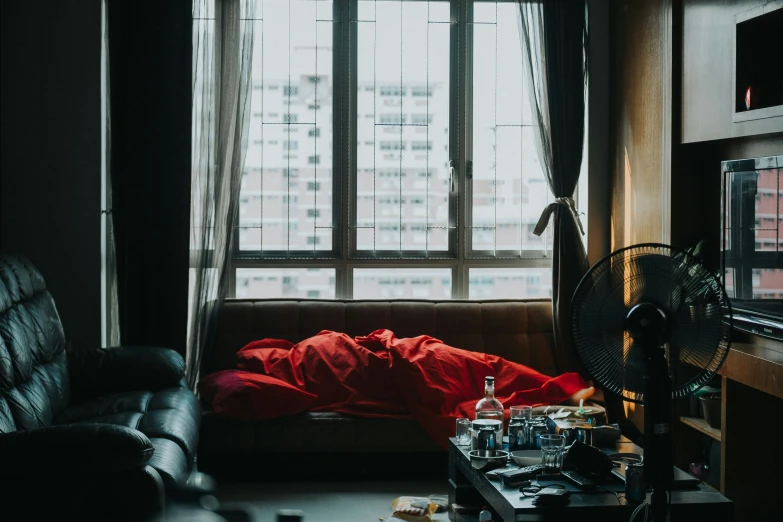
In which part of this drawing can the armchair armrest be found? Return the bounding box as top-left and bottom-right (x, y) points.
(68, 346), (186, 399)
(0, 423), (154, 477)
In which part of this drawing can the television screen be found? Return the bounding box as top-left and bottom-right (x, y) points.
(721, 155), (783, 341)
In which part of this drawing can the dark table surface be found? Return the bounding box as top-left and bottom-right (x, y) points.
(448, 437), (732, 522)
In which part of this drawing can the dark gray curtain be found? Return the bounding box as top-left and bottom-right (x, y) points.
(187, 0), (255, 390)
(109, 0), (192, 354)
(518, 0), (588, 374)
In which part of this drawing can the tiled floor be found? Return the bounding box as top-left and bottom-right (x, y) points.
(216, 480), (451, 521)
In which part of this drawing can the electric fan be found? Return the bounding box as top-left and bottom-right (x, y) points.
(571, 243), (732, 522)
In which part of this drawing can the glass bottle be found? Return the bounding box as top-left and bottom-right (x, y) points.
(475, 376), (504, 439)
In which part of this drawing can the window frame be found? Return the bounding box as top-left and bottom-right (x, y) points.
(230, 0), (583, 300)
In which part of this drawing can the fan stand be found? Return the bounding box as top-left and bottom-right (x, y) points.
(643, 345), (674, 522)
(572, 244), (733, 522)
(627, 302), (674, 522)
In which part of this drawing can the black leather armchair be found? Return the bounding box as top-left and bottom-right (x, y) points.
(0, 254), (201, 521)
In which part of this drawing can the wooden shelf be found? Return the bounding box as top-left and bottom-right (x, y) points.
(719, 340), (783, 400)
(680, 416), (721, 442)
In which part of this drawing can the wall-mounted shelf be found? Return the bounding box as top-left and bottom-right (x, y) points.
(680, 416), (721, 442)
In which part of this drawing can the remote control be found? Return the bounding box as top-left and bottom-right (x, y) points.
(502, 464), (545, 486)
(560, 470), (597, 491)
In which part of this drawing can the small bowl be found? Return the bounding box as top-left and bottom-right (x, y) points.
(510, 450), (542, 467)
(469, 450), (510, 472)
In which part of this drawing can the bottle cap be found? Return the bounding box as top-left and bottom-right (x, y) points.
(485, 376), (494, 383)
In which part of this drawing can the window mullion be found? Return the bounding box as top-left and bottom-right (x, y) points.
(335, 0), (355, 299)
(453, 0), (472, 299)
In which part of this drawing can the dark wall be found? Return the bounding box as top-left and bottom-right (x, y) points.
(108, 1), (192, 355)
(1, 0), (102, 350)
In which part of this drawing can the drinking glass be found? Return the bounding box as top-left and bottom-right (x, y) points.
(455, 418), (471, 445)
(508, 406), (533, 450)
(510, 406), (533, 422)
(539, 434), (566, 473)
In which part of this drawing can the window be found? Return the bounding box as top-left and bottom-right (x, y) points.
(410, 114), (433, 125)
(379, 113), (407, 124)
(380, 86), (406, 97)
(411, 141), (432, 151)
(354, 269), (451, 299)
(235, 269), (336, 299)
(379, 141), (405, 151)
(229, 0), (584, 300)
(411, 86), (432, 97)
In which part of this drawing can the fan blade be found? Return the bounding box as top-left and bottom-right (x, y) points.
(620, 341), (648, 398)
(574, 269), (629, 335)
(625, 255), (686, 315)
(570, 243), (732, 405)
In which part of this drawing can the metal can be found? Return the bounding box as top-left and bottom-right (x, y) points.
(625, 462), (646, 504)
(471, 419), (503, 450)
(528, 422), (547, 449)
(576, 426), (594, 446)
(508, 419), (528, 451)
(475, 426), (497, 451)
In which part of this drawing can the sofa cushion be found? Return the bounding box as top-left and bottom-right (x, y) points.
(53, 385), (200, 482)
(68, 346), (186, 401)
(0, 255), (70, 431)
(147, 437), (189, 485)
(210, 299), (558, 377)
(199, 370), (317, 421)
(0, 423), (155, 476)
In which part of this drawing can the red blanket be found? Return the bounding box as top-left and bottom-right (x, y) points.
(232, 329), (587, 449)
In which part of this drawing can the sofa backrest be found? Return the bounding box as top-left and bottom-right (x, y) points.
(0, 254), (70, 433)
(210, 298), (558, 377)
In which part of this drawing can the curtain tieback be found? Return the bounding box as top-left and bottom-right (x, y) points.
(533, 197), (585, 236)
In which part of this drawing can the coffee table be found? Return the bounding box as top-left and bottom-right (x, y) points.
(448, 438), (732, 522)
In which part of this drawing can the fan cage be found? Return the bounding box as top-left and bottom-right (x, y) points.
(571, 243), (732, 404)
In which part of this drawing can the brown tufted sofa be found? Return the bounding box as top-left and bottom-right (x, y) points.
(198, 298), (596, 479)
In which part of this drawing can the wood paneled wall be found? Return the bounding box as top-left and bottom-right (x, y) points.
(610, 0), (673, 253)
(609, 0), (674, 430)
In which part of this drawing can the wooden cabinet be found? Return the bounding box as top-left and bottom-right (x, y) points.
(681, 0), (783, 143)
(677, 333), (783, 522)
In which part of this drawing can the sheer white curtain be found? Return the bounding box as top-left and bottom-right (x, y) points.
(187, 0), (255, 390)
(102, 0), (120, 348)
(518, 0), (589, 374)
